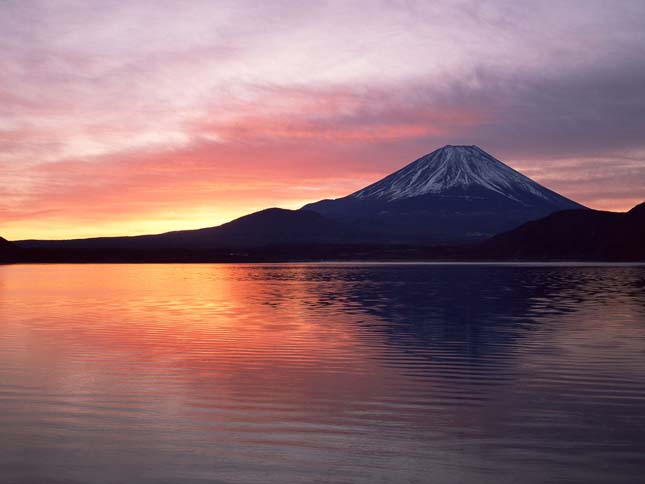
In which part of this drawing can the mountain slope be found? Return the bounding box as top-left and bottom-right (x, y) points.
(479, 202), (645, 260)
(303, 145), (585, 242)
(0, 236), (14, 250)
(17, 208), (361, 250)
(0, 236), (18, 260)
(352, 145), (576, 205)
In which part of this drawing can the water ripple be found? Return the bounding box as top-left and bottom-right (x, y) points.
(1, 263), (644, 484)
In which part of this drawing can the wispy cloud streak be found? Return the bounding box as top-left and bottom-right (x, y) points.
(1, 0), (644, 238)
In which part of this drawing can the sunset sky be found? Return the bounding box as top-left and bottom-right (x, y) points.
(2, 0), (644, 240)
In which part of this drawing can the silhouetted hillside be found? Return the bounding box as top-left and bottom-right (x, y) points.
(17, 208), (364, 250)
(479, 202), (645, 261)
(0, 237), (14, 249)
(0, 237), (18, 260)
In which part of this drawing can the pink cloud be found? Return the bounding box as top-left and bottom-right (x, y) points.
(1, 1), (644, 239)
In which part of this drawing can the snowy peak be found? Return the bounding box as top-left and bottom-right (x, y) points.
(301, 144), (586, 242)
(350, 145), (578, 208)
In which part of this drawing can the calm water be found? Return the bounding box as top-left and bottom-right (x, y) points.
(1, 264), (644, 484)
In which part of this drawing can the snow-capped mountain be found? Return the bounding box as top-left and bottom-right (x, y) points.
(303, 145), (585, 242)
(351, 145), (574, 206)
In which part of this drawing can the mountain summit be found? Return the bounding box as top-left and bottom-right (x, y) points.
(303, 145), (585, 242)
(351, 145), (577, 207)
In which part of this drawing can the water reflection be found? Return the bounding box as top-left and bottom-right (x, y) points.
(0, 263), (644, 484)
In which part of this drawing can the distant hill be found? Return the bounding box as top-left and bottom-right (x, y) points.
(8, 204), (645, 263)
(0, 236), (14, 249)
(17, 208), (362, 250)
(0, 236), (18, 260)
(479, 202), (645, 261)
(303, 145), (585, 243)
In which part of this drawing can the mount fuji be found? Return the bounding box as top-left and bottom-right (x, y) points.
(303, 145), (585, 242)
(13, 144), (589, 258)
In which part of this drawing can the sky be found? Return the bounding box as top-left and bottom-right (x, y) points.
(1, 0), (644, 240)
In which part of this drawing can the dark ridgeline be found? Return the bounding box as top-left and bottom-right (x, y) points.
(10, 208), (367, 263)
(3, 146), (643, 262)
(17, 208), (359, 250)
(0, 236), (18, 261)
(479, 201), (645, 261)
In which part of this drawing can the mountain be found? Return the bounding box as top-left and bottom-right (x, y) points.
(12, 145), (592, 260)
(17, 208), (360, 250)
(479, 202), (645, 261)
(303, 145), (585, 242)
(11, 202), (645, 263)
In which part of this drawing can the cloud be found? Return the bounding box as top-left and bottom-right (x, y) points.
(1, 0), (644, 238)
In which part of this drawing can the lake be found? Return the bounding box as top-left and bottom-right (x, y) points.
(1, 263), (644, 484)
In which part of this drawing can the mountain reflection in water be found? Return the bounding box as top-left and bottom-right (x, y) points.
(1, 263), (644, 484)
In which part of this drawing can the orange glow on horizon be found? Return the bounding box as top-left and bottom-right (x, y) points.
(1, 146), (640, 242)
